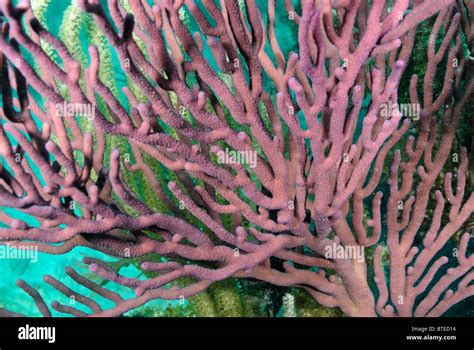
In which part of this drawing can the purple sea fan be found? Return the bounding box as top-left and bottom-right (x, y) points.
(0, 0), (472, 317)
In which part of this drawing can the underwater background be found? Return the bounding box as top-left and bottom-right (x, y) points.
(0, 0), (472, 317)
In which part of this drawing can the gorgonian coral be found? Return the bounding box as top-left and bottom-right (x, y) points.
(0, 0), (472, 317)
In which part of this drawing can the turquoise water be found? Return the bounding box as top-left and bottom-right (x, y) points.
(0, 245), (178, 316)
